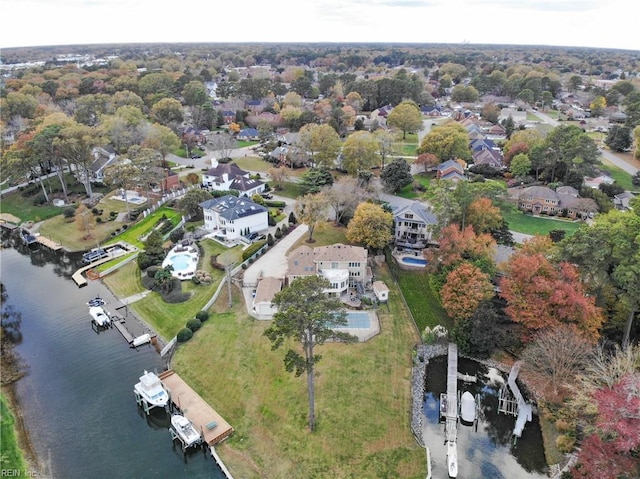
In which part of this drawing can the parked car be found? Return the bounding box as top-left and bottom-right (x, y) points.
(191, 154), (202, 159)
(260, 193), (273, 199)
(248, 232), (259, 241)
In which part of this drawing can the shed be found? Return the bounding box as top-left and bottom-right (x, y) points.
(372, 281), (390, 303)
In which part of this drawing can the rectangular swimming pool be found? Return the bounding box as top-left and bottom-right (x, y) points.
(337, 311), (371, 329)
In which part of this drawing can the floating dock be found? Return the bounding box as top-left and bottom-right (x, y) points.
(35, 235), (62, 251)
(159, 370), (233, 446)
(498, 361), (532, 439)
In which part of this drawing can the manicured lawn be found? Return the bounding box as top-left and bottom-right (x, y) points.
(236, 140), (260, 148)
(0, 393), (27, 476)
(104, 206), (183, 248)
(500, 206), (583, 237)
(291, 220), (348, 249)
(395, 268), (451, 334)
(233, 156), (271, 173)
(172, 263), (424, 479)
(103, 238), (243, 339)
(271, 181), (306, 199)
(0, 190), (66, 223)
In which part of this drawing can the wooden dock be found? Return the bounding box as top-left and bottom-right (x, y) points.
(35, 235), (62, 251)
(159, 370), (233, 446)
(112, 318), (134, 344)
(507, 361), (532, 438)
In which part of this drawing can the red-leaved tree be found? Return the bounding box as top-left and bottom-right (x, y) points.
(425, 224), (496, 271)
(499, 252), (604, 341)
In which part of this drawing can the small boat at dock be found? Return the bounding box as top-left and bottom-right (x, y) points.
(460, 391), (477, 424)
(170, 414), (203, 451)
(447, 440), (458, 478)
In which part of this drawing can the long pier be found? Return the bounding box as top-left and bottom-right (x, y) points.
(507, 361), (532, 437)
(438, 343), (459, 477)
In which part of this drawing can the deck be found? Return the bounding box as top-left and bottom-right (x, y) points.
(35, 235), (62, 251)
(159, 370), (233, 446)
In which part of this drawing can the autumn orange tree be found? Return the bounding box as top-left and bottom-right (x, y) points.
(466, 197), (503, 234)
(441, 262), (494, 323)
(499, 250), (604, 341)
(425, 224), (496, 274)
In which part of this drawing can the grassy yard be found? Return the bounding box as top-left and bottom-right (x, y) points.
(172, 262), (424, 479)
(598, 159), (636, 191)
(500, 207), (583, 237)
(0, 393), (27, 476)
(103, 239), (243, 339)
(395, 269), (451, 334)
(236, 140), (260, 148)
(233, 156), (271, 174)
(271, 181), (306, 200)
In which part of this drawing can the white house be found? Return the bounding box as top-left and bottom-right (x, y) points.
(286, 243), (369, 297)
(252, 276), (282, 320)
(202, 161), (265, 197)
(199, 194), (268, 241)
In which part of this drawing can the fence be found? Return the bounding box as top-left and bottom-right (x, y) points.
(141, 185), (195, 219)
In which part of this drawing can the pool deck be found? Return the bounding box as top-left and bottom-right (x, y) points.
(334, 310), (380, 342)
(163, 244), (200, 280)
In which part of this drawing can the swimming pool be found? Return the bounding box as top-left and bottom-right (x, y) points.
(167, 253), (194, 271)
(401, 256), (428, 266)
(338, 311), (371, 329)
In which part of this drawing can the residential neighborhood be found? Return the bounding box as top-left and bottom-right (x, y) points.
(1, 42), (639, 479)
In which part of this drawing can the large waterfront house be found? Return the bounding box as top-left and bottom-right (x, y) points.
(392, 201), (438, 250)
(286, 243), (370, 296)
(199, 194), (268, 241)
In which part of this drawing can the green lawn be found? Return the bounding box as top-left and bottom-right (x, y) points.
(103, 238), (243, 339)
(395, 269), (451, 334)
(236, 140), (260, 148)
(171, 233), (424, 479)
(598, 160), (635, 191)
(232, 156), (271, 174)
(104, 206), (183, 248)
(0, 394), (28, 476)
(500, 206), (583, 237)
(271, 181), (306, 199)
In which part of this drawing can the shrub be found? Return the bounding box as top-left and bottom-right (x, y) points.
(146, 265), (161, 278)
(267, 233), (274, 246)
(196, 311), (209, 322)
(281, 223), (289, 234)
(242, 240), (267, 260)
(63, 207), (76, 218)
(265, 200), (286, 208)
(288, 211), (297, 224)
(275, 227), (282, 239)
(555, 434), (575, 453)
(268, 215), (276, 226)
(169, 227), (184, 244)
(163, 290), (191, 303)
(176, 328), (193, 342)
(33, 193), (46, 205)
(186, 318), (202, 332)
(96, 217), (103, 223)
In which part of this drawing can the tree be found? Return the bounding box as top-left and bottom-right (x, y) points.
(499, 251), (605, 341)
(456, 300), (509, 358)
(267, 166), (290, 190)
(150, 97), (183, 128)
(416, 121), (471, 161)
(510, 152), (532, 177)
(380, 157), (412, 193)
(299, 167), (333, 194)
(521, 324), (593, 398)
(138, 230), (166, 270)
(142, 123), (180, 163)
(154, 265), (175, 294)
(559, 211), (640, 349)
(297, 123), (341, 169)
(74, 204), (96, 239)
(414, 153), (439, 173)
(441, 263), (494, 323)
(386, 100), (423, 139)
(178, 188), (212, 219)
(54, 122), (104, 197)
(294, 192), (329, 243)
(264, 275), (357, 432)
(373, 129), (398, 169)
(341, 130), (379, 175)
(590, 95), (607, 117)
(322, 176), (369, 226)
(209, 133), (237, 160)
(425, 224), (496, 274)
(605, 124), (632, 152)
(346, 202), (393, 252)
(466, 197), (503, 234)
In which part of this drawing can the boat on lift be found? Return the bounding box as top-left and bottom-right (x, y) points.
(134, 370), (170, 414)
(170, 414), (202, 450)
(460, 391), (477, 424)
(88, 297), (112, 328)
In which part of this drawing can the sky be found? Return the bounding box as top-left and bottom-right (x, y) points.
(1, 0), (639, 51)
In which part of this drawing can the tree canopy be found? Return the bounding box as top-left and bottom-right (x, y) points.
(346, 202), (393, 251)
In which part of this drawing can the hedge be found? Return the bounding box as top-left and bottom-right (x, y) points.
(176, 328), (193, 342)
(242, 240), (267, 260)
(265, 200), (286, 208)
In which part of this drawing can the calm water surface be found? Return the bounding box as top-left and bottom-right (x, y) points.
(423, 356), (548, 479)
(1, 242), (225, 478)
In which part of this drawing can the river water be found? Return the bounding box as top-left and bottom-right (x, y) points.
(1, 239), (226, 478)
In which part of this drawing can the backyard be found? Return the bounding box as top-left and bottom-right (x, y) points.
(171, 224), (426, 479)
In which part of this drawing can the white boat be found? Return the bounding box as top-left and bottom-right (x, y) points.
(170, 414), (202, 449)
(460, 391), (476, 423)
(425, 446), (432, 479)
(132, 333), (151, 347)
(89, 305), (112, 327)
(447, 441), (458, 478)
(134, 370), (169, 409)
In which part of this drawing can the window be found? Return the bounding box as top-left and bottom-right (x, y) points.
(349, 262), (360, 268)
(405, 213), (414, 219)
(331, 262), (338, 269)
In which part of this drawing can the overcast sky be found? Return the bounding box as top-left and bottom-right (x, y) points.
(1, 0), (638, 51)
